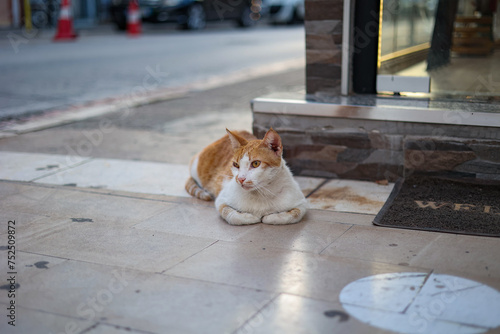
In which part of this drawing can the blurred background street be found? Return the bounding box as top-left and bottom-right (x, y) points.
(0, 23), (304, 120)
(0, 65), (304, 164)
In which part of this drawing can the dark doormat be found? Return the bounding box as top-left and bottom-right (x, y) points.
(373, 176), (500, 237)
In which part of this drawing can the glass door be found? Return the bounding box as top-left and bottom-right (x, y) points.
(377, 0), (500, 99)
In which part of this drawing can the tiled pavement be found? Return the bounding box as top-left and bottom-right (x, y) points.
(1, 151), (500, 334)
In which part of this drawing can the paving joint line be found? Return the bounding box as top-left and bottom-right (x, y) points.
(30, 157), (95, 182)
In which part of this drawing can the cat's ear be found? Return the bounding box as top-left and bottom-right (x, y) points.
(261, 128), (283, 156)
(226, 129), (248, 149)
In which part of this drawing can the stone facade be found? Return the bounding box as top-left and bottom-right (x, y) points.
(305, 0), (343, 94)
(253, 0), (500, 182)
(253, 113), (500, 181)
(404, 137), (500, 179)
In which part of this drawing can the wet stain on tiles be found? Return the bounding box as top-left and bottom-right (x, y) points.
(0, 283), (20, 290)
(309, 186), (383, 210)
(71, 218), (94, 223)
(323, 310), (349, 322)
(36, 165), (59, 171)
(34, 261), (50, 269)
(305, 179), (394, 214)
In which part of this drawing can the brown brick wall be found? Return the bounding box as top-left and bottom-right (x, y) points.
(254, 113), (500, 182)
(305, 0), (344, 94)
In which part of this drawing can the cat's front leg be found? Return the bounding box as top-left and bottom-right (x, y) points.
(262, 205), (307, 225)
(217, 204), (261, 225)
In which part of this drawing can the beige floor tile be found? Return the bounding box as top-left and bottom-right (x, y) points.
(0, 151), (89, 182)
(0, 307), (94, 334)
(105, 275), (274, 334)
(308, 179), (394, 215)
(294, 176), (327, 197)
(410, 233), (500, 279)
(236, 293), (391, 334)
(166, 241), (428, 303)
(0, 260), (134, 317)
(321, 225), (440, 266)
(0, 211), (52, 236)
(1, 214), (80, 246)
(133, 202), (259, 241)
(0, 182), (171, 227)
(0, 181), (64, 209)
(82, 324), (150, 334)
(6, 260), (274, 334)
(22, 220), (216, 273)
(0, 180), (28, 200)
(36, 158), (190, 197)
(307, 209), (376, 227)
(235, 218), (351, 253)
(0, 251), (68, 282)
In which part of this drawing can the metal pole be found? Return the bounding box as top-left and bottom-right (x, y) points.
(341, 0), (352, 95)
(24, 0), (32, 31)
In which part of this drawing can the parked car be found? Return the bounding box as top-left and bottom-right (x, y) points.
(109, 0), (262, 30)
(266, 0), (303, 24)
(30, 0), (60, 28)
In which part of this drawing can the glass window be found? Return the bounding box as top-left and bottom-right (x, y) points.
(378, 0), (500, 99)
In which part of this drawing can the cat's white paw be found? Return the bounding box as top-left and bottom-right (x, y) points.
(226, 211), (261, 226)
(218, 204), (261, 225)
(262, 208), (304, 225)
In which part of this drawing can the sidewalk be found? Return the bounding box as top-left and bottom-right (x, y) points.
(0, 152), (390, 333)
(1, 69), (500, 334)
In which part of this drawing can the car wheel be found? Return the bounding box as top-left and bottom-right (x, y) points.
(237, 6), (258, 28)
(184, 3), (206, 30)
(156, 11), (169, 22)
(32, 11), (49, 29)
(288, 7), (303, 24)
(113, 12), (127, 31)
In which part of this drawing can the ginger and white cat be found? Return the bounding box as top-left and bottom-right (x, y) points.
(185, 128), (307, 225)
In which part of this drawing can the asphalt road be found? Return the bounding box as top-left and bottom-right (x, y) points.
(0, 24), (304, 120)
(0, 67), (305, 164)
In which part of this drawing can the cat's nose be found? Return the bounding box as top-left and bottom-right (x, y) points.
(237, 176), (246, 184)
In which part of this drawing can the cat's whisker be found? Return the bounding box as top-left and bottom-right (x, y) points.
(255, 185), (275, 198)
(257, 183), (278, 197)
(253, 185), (283, 212)
(254, 186), (271, 200)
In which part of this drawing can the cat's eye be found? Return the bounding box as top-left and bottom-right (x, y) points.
(251, 160), (261, 168)
(233, 162), (239, 168)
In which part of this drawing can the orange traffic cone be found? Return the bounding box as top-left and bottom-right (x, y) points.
(53, 0), (77, 41)
(127, 0), (141, 37)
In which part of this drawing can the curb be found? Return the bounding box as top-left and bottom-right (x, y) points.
(0, 58), (304, 137)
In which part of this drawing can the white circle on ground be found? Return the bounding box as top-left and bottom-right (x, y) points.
(339, 272), (500, 334)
